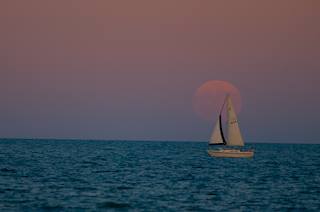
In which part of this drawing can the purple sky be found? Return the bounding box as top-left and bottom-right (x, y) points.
(1, 1), (320, 143)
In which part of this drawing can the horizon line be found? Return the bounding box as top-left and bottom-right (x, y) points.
(0, 137), (319, 145)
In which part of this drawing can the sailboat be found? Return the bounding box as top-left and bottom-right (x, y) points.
(207, 95), (254, 158)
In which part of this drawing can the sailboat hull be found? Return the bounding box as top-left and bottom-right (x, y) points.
(207, 149), (254, 158)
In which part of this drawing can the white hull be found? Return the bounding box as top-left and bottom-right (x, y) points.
(207, 149), (254, 158)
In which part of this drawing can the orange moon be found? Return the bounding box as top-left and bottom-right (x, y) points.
(193, 80), (242, 121)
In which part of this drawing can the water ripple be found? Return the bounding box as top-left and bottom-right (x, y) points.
(0, 139), (319, 211)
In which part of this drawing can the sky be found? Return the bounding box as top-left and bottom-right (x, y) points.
(1, 1), (320, 143)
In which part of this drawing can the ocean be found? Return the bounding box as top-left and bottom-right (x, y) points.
(0, 139), (319, 211)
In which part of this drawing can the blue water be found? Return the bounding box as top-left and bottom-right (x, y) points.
(0, 139), (319, 211)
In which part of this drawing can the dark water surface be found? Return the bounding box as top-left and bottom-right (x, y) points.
(0, 139), (319, 211)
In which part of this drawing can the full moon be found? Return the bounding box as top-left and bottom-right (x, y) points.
(193, 80), (242, 121)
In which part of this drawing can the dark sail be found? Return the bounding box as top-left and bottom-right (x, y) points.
(208, 114), (227, 145)
(219, 114), (227, 145)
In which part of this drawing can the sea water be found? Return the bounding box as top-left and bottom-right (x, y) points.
(0, 139), (319, 211)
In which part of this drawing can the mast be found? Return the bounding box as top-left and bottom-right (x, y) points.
(226, 95), (244, 146)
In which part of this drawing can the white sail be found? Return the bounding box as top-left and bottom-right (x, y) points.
(226, 95), (244, 146)
(209, 117), (224, 145)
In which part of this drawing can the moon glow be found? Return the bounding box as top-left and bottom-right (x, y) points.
(193, 80), (242, 121)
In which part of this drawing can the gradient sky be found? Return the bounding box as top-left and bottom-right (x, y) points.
(1, 1), (319, 143)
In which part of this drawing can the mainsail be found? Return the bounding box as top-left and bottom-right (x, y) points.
(226, 95), (244, 146)
(208, 94), (244, 146)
